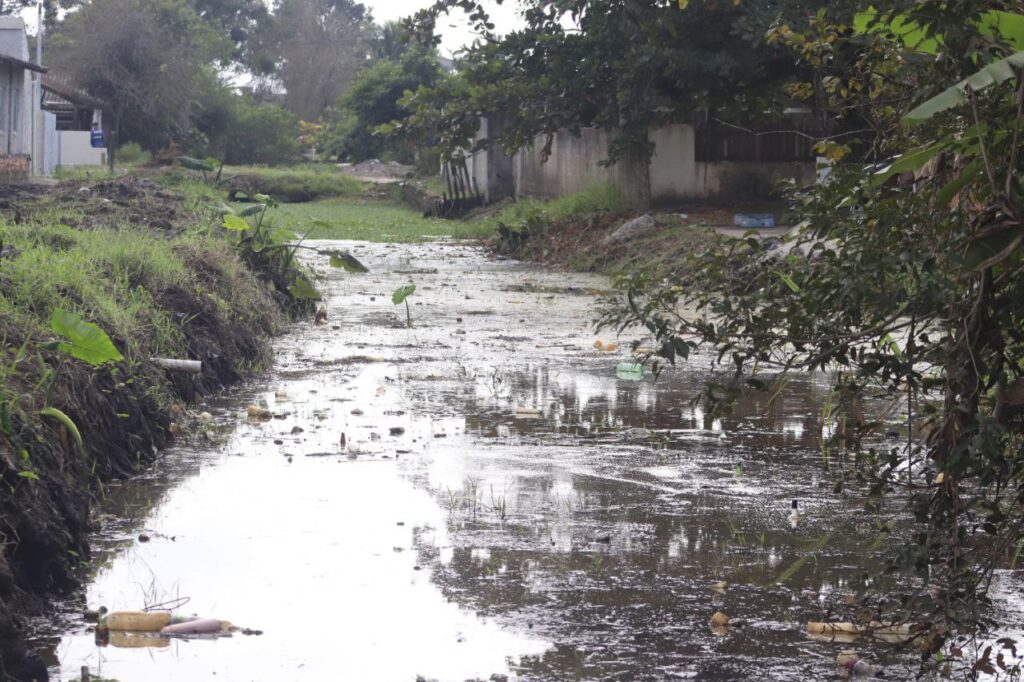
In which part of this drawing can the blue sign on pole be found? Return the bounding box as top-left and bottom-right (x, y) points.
(90, 128), (105, 148)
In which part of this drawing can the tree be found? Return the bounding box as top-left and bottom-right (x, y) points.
(254, 0), (376, 122)
(319, 46), (443, 162)
(189, 0), (270, 64)
(603, 0), (1024, 667)
(48, 0), (228, 153)
(397, 0), (823, 206)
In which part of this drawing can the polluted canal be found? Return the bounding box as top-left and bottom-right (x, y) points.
(36, 239), (938, 680)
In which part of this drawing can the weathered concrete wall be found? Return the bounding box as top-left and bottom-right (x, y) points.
(649, 124), (697, 203)
(691, 161), (817, 200)
(469, 115), (516, 203)
(507, 122), (815, 206)
(515, 127), (627, 200)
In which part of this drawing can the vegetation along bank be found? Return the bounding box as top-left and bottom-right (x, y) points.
(0, 173), (312, 679)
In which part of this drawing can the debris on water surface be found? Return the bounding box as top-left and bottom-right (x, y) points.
(314, 307), (328, 325)
(836, 651), (878, 677)
(137, 534), (150, 543)
(711, 581), (728, 593)
(102, 631), (170, 649)
(390, 427), (406, 436)
(246, 405), (273, 421)
(514, 407), (543, 419)
(616, 363), (644, 379)
(161, 618), (234, 636)
(709, 611), (730, 628)
(593, 340), (619, 352)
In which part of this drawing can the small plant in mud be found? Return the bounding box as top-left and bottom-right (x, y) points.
(218, 194), (367, 314)
(392, 282), (416, 327)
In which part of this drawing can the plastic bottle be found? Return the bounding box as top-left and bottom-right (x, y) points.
(616, 363), (644, 379)
(100, 611), (172, 632)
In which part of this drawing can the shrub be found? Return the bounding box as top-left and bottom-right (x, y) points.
(117, 142), (150, 164)
(223, 99), (302, 166)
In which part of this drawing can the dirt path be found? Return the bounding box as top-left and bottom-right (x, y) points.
(35, 240), (1018, 680)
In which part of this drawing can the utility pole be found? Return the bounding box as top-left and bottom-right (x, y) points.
(33, 0), (44, 175)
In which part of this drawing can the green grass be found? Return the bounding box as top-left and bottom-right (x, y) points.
(0, 220), (273, 364)
(263, 198), (495, 242)
(221, 164), (366, 201)
(475, 184), (630, 233)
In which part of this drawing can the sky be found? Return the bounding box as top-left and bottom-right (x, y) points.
(21, 0), (528, 58)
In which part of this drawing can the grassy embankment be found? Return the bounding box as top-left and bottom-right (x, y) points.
(0, 175), (293, 678)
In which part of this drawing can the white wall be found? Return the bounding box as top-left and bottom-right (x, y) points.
(58, 130), (106, 167)
(649, 125), (697, 202)
(511, 123), (816, 206)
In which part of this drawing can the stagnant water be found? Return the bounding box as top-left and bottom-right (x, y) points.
(30, 241), (1022, 680)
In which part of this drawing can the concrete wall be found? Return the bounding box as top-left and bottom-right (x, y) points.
(691, 160), (817, 200)
(514, 127), (622, 200)
(649, 124), (697, 203)
(506, 122), (814, 206)
(58, 130), (106, 167)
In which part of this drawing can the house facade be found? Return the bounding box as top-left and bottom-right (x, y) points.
(0, 17), (44, 180)
(42, 73), (107, 169)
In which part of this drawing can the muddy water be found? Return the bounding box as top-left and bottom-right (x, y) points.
(37, 241), (935, 680)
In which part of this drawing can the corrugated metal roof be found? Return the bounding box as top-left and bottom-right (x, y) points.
(41, 73), (105, 110)
(0, 53), (45, 73)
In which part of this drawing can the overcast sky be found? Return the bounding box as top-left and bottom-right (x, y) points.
(22, 0), (527, 58)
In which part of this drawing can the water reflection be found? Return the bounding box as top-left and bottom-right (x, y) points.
(37, 241), (934, 680)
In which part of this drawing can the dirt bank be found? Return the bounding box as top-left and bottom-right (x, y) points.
(0, 178), (288, 680)
(491, 204), (783, 276)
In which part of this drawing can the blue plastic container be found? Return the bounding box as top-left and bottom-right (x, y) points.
(733, 213), (775, 228)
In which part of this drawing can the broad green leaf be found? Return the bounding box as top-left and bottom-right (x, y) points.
(853, 9), (941, 53)
(17, 470), (39, 481)
(936, 161), (984, 207)
(979, 11), (1024, 51)
(878, 333), (905, 361)
(854, 10), (1023, 53)
(177, 156), (215, 172)
(870, 142), (949, 185)
(238, 204), (267, 218)
(774, 271), (801, 293)
(269, 227), (298, 245)
(392, 284), (416, 305)
(289, 276), (322, 301)
(222, 214), (250, 232)
(39, 406), (85, 455)
(906, 50), (1024, 122)
(964, 228), (1024, 271)
(328, 251), (369, 273)
(50, 309), (123, 366)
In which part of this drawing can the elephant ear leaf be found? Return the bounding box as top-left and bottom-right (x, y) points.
(392, 284), (416, 305)
(50, 309), (123, 366)
(177, 156), (216, 172)
(328, 251), (369, 273)
(906, 50), (1024, 121)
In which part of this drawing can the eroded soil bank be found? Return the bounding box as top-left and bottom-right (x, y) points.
(0, 178), (288, 680)
(31, 239), (1023, 681)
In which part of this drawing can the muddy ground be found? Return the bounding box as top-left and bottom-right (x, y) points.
(29, 239), (1023, 681)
